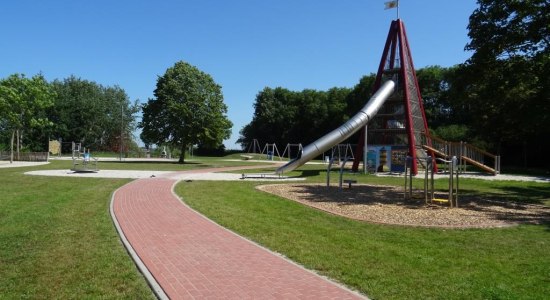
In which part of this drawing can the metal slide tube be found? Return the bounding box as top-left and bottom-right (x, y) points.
(276, 80), (395, 174)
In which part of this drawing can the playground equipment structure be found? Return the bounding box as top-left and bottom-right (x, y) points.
(275, 19), (498, 176)
(325, 156), (357, 191)
(326, 144), (355, 164)
(282, 143), (303, 160)
(351, 19), (435, 175)
(404, 156), (459, 207)
(276, 18), (432, 175)
(261, 143), (282, 161)
(276, 79), (396, 174)
(71, 142), (98, 173)
(245, 139), (261, 154)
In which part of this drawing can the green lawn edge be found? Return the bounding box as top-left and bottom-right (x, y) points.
(175, 172), (550, 299)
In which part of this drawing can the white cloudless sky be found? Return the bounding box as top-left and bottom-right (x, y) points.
(1, 0), (478, 149)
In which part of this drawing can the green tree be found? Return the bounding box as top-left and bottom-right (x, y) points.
(467, 0), (549, 61)
(416, 66), (450, 127)
(49, 76), (139, 153)
(0, 74), (54, 162)
(238, 86), (351, 149)
(140, 61), (232, 163)
(238, 87), (293, 148)
(462, 0), (549, 166)
(344, 74), (376, 118)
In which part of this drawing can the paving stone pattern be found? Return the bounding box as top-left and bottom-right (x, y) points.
(112, 168), (366, 299)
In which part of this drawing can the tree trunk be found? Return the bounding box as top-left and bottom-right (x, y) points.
(178, 143), (186, 164)
(10, 130), (14, 164)
(16, 129), (20, 161)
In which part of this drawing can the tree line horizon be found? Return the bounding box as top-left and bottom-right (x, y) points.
(1, 0), (548, 168)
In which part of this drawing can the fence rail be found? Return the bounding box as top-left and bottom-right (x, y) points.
(421, 133), (500, 175)
(0, 151), (49, 162)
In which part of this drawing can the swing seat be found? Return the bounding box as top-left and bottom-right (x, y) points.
(431, 198), (449, 203)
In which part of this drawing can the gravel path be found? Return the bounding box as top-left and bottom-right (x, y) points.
(0, 161), (49, 168)
(257, 183), (550, 229)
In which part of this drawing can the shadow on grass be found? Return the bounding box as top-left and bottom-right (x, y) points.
(490, 185), (550, 204)
(299, 169), (322, 178)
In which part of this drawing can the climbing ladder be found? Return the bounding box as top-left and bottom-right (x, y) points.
(352, 19), (436, 175)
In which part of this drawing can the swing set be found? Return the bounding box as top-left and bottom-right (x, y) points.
(282, 143), (303, 160)
(261, 143), (282, 161)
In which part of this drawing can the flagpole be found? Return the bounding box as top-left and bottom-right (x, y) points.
(397, 0), (400, 19)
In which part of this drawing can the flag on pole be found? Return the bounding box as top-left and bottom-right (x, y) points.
(384, 0), (398, 10)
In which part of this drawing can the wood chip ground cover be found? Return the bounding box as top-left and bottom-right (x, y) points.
(257, 183), (550, 228)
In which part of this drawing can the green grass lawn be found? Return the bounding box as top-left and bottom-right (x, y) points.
(1, 158), (270, 298)
(175, 165), (550, 299)
(0, 164), (154, 298)
(2, 157), (549, 299)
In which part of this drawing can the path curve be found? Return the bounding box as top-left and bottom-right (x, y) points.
(111, 166), (366, 299)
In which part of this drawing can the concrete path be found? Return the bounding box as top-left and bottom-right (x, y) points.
(111, 167), (366, 299)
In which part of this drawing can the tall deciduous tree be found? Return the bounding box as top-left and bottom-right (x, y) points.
(467, 0), (549, 61)
(462, 0), (549, 166)
(140, 61), (232, 163)
(49, 76), (139, 152)
(0, 74), (54, 162)
(238, 85), (351, 149)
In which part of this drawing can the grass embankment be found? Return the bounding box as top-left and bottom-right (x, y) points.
(175, 166), (550, 299)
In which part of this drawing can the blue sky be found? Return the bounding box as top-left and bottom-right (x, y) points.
(1, 0), (478, 149)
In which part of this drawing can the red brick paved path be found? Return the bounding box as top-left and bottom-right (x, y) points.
(112, 166), (366, 299)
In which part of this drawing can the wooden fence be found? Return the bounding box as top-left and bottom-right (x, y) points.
(0, 151), (49, 162)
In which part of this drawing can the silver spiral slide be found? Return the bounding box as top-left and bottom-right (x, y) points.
(275, 79), (396, 174)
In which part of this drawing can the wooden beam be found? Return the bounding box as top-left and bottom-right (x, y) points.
(422, 145), (447, 158)
(461, 156), (497, 175)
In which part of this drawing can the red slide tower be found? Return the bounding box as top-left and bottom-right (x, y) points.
(352, 19), (434, 175)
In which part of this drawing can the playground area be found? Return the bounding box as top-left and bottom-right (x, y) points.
(257, 183), (550, 228)
(3, 156), (549, 299)
(18, 156), (549, 230)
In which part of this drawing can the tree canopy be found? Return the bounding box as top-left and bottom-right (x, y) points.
(0, 74), (139, 156)
(49, 76), (139, 152)
(238, 85), (352, 149)
(0, 74), (54, 162)
(140, 61), (232, 163)
(461, 0), (549, 165)
(466, 0), (549, 61)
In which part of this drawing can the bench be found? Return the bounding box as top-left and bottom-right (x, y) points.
(343, 179), (357, 188)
